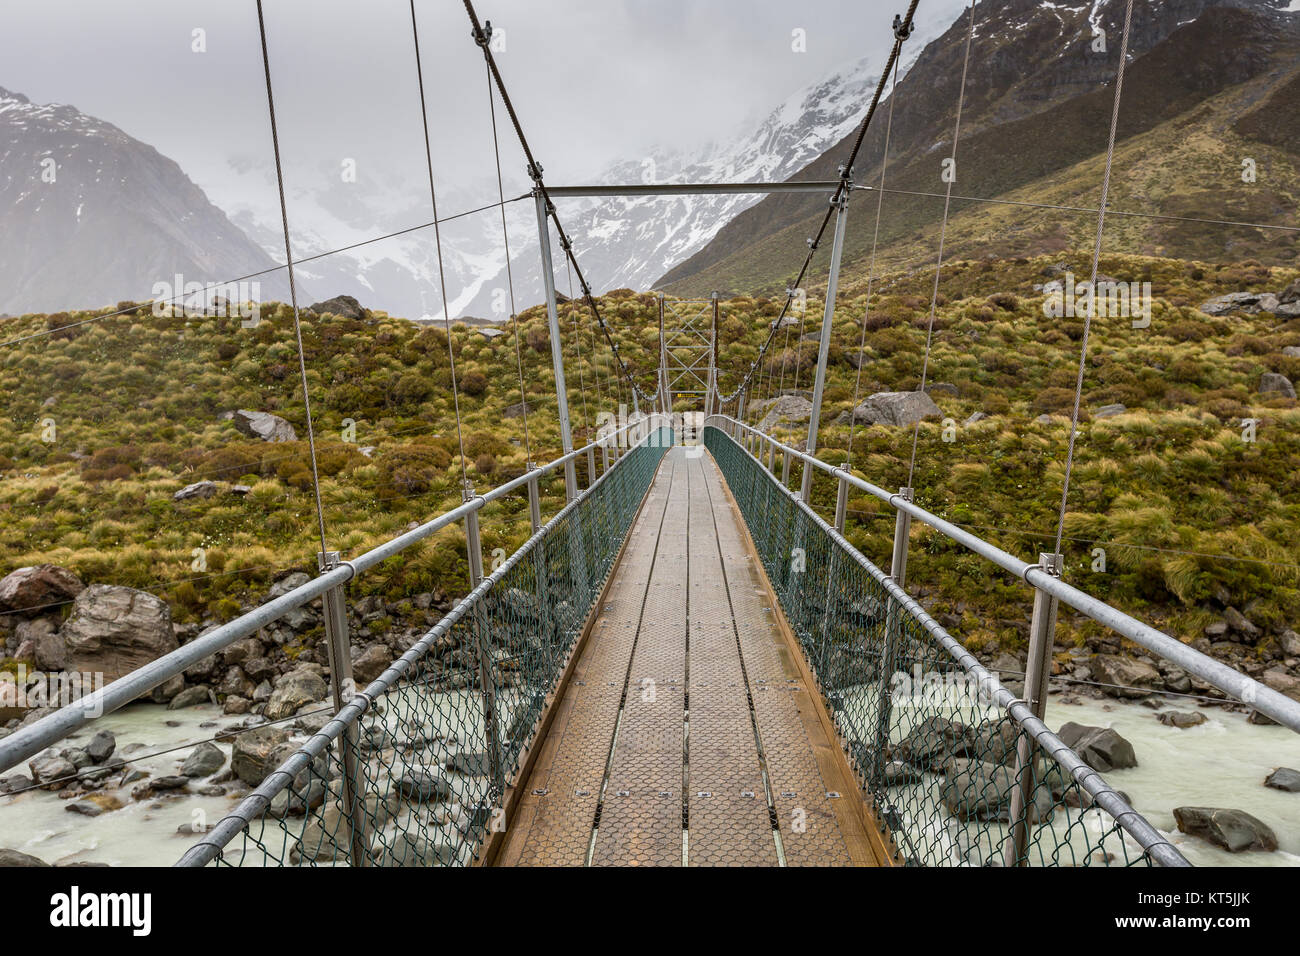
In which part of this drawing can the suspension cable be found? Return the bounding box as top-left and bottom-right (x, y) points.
(410, 0), (470, 492)
(462, 0), (655, 407)
(1053, 0), (1136, 560)
(484, 58), (533, 465)
(846, 55), (902, 470)
(716, 0), (921, 405)
(906, 0), (976, 488)
(564, 256), (593, 443)
(254, 0), (329, 558)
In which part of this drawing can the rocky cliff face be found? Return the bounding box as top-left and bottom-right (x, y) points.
(0, 86), (291, 316)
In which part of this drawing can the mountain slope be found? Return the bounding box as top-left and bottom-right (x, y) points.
(0, 87), (291, 316)
(660, 0), (1300, 297)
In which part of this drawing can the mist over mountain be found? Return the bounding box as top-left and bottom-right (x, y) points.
(0, 86), (291, 317)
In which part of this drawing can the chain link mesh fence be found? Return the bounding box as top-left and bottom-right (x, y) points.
(705, 425), (1187, 867)
(177, 427), (672, 867)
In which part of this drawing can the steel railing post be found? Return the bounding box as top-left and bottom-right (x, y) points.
(781, 447), (792, 487)
(464, 498), (505, 801)
(534, 189), (578, 501)
(317, 550), (370, 867)
(586, 445), (598, 489)
(1004, 552), (1063, 867)
(834, 468), (849, 533)
(871, 487), (913, 790)
(766, 436), (776, 474)
(890, 487), (913, 586)
(801, 191), (849, 501)
(526, 463), (542, 534)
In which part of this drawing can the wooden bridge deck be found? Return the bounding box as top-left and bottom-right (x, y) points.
(494, 446), (886, 867)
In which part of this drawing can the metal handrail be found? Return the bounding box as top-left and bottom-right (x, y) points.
(705, 415), (1300, 734)
(703, 423), (1189, 866)
(0, 413), (673, 775)
(175, 422), (675, 866)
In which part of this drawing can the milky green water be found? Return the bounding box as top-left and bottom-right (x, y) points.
(1, 694), (1297, 866)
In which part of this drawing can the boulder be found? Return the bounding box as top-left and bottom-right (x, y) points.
(1279, 279), (1300, 305)
(0, 565), (84, 616)
(1057, 722), (1138, 772)
(167, 685), (211, 710)
(1199, 292), (1279, 316)
(396, 770), (452, 802)
(1093, 403), (1127, 418)
(757, 395), (813, 431)
(940, 758), (1053, 823)
(266, 572), (311, 600)
(445, 751), (494, 776)
(178, 740), (224, 778)
(838, 391), (942, 428)
(1264, 767), (1300, 792)
(1279, 629), (1300, 657)
(1089, 654), (1160, 698)
(1173, 807), (1277, 852)
(924, 382), (959, 398)
(963, 411), (988, 426)
(22, 617), (65, 671)
(231, 725), (291, 785)
(28, 751), (76, 788)
(0, 849), (50, 867)
(60, 585), (176, 684)
(1259, 373), (1296, 400)
(503, 400), (534, 419)
(307, 295), (365, 320)
(352, 645), (393, 685)
(264, 668), (328, 721)
(1262, 668), (1300, 703)
(232, 409), (297, 443)
(85, 730), (116, 763)
(1283, 346), (1300, 358)
(173, 481), (218, 501)
(1157, 710), (1206, 729)
(894, 716), (971, 771)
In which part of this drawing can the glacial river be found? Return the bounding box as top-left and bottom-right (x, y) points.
(0, 693), (1297, 867)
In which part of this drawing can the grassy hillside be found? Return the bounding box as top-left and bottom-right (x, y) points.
(2, 251), (1299, 676)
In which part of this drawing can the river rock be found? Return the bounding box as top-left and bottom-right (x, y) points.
(21, 617), (65, 671)
(1089, 654), (1160, 697)
(940, 758), (1052, 823)
(838, 390), (942, 428)
(374, 832), (457, 867)
(180, 742), (226, 778)
(266, 572), (311, 600)
(60, 585), (176, 684)
(1262, 668), (1300, 703)
(1264, 767), (1300, 792)
(264, 668), (328, 721)
(0, 849), (50, 866)
(1279, 630), (1300, 657)
(1057, 722), (1138, 772)
(353, 644), (393, 685)
(167, 685), (211, 710)
(85, 730), (116, 763)
(231, 725), (291, 785)
(1157, 710), (1206, 728)
(396, 770), (452, 802)
(0, 565), (84, 616)
(232, 409), (297, 443)
(894, 716), (971, 771)
(28, 751), (76, 789)
(1173, 807), (1277, 852)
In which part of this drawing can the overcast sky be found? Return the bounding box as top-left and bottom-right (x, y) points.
(3, 0), (967, 216)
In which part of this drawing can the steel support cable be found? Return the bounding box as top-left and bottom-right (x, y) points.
(564, 256), (594, 442)
(461, 1), (654, 407)
(1, 196), (528, 349)
(906, 0), (976, 488)
(254, 0), (329, 559)
(410, 0), (470, 491)
(1053, 0), (1135, 559)
(846, 55), (902, 469)
(485, 60), (533, 465)
(716, 0), (921, 405)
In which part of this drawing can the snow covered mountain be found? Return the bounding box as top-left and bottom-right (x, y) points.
(202, 51), (933, 323)
(0, 86), (288, 317)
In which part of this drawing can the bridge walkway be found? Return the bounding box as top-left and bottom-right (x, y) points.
(495, 446), (884, 866)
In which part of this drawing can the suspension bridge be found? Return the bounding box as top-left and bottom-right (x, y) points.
(2, 0), (1298, 868)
